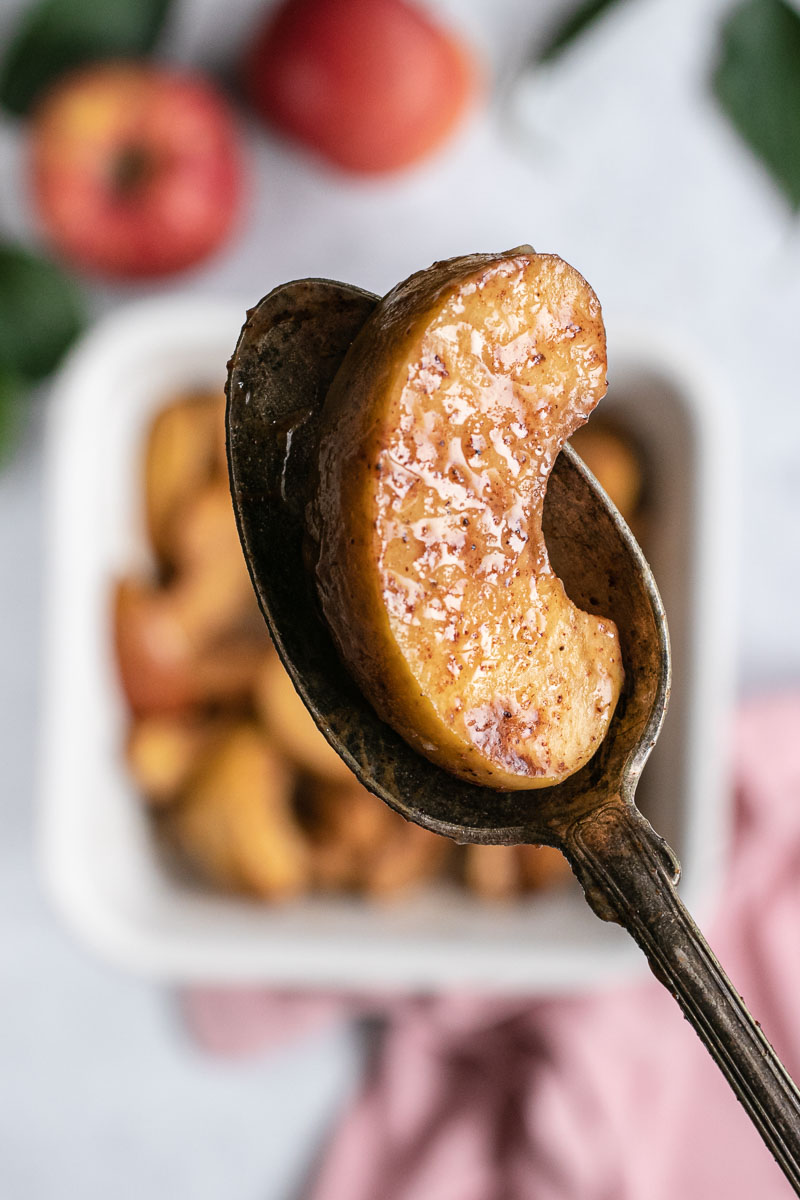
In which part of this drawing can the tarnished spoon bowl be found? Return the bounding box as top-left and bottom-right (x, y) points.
(227, 278), (800, 1192)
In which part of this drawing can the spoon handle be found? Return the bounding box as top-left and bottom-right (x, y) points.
(564, 800), (800, 1194)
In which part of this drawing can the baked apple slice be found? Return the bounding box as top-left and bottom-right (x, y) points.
(169, 724), (311, 899)
(125, 714), (229, 805)
(113, 578), (265, 714)
(144, 392), (220, 564)
(312, 248), (623, 790)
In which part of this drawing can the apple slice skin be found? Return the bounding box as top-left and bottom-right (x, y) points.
(312, 249), (623, 790)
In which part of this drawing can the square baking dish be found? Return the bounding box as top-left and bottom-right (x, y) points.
(39, 296), (735, 990)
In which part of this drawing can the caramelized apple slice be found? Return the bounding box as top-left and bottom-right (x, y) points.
(254, 652), (355, 784)
(169, 724), (310, 899)
(313, 249), (623, 790)
(170, 479), (246, 571)
(569, 422), (643, 525)
(305, 779), (397, 891)
(125, 715), (226, 805)
(114, 578), (265, 714)
(144, 392), (220, 563)
(518, 843), (571, 890)
(167, 480), (262, 637)
(464, 844), (522, 901)
(363, 820), (450, 899)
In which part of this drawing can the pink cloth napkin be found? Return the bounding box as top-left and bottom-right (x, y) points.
(183, 695), (800, 1199)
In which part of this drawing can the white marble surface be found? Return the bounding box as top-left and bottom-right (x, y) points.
(2, 0), (800, 1194)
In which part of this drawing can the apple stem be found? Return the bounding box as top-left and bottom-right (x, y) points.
(113, 146), (152, 195)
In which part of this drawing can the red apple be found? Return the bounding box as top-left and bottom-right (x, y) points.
(30, 63), (244, 279)
(243, 0), (478, 174)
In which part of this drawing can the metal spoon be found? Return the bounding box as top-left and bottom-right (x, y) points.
(227, 277), (800, 1191)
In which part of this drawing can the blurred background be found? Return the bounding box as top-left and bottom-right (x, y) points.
(2, 0), (800, 1195)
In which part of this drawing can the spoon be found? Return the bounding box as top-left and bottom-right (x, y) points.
(227, 277), (800, 1191)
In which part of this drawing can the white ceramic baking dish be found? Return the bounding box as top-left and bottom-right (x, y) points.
(39, 296), (735, 990)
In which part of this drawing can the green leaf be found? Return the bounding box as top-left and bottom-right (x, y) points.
(0, 0), (172, 116)
(0, 244), (85, 382)
(0, 367), (25, 467)
(714, 0), (800, 211)
(538, 0), (630, 64)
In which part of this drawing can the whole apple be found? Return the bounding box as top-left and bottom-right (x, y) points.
(30, 63), (244, 279)
(243, 0), (478, 174)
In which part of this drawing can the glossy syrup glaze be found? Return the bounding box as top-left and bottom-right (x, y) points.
(314, 251), (624, 789)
